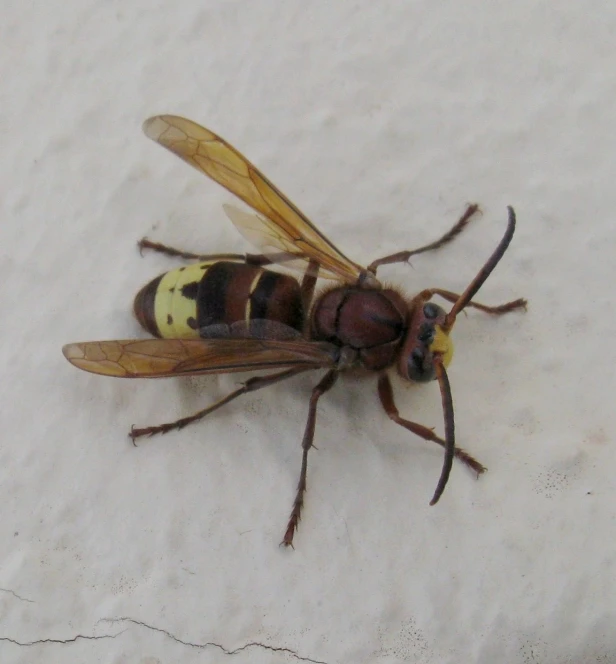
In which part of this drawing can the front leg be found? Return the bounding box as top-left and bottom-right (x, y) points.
(377, 373), (486, 476)
(427, 288), (527, 315)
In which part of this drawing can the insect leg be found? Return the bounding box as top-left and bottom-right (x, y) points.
(282, 369), (338, 547)
(367, 204), (480, 274)
(130, 367), (309, 443)
(137, 237), (274, 266)
(300, 259), (320, 334)
(428, 288), (527, 315)
(377, 373), (486, 475)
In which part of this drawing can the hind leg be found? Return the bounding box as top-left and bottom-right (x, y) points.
(137, 237), (273, 265)
(130, 367), (308, 442)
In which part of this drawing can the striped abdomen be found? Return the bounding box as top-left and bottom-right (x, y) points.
(134, 261), (304, 339)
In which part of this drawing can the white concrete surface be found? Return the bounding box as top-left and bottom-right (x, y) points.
(1, 2), (615, 662)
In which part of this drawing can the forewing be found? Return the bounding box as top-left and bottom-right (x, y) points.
(62, 338), (338, 378)
(143, 115), (364, 282)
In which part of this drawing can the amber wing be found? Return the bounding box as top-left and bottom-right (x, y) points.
(143, 115), (365, 282)
(62, 338), (339, 378)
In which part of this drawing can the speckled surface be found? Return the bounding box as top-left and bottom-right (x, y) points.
(1, 2), (615, 663)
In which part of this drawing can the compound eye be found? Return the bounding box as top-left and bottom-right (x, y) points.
(406, 347), (435, 383)
(423, 302), (441, 319)
(417, 322), (435, 344)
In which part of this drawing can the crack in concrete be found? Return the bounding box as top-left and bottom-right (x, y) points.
(0, 631), (125, 646)
(0, 615), (327, 663)
(0, 588), (35, 604)
(101, 617), (329, 663)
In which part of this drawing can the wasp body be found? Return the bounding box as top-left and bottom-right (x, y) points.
(64, 115), (526, 546)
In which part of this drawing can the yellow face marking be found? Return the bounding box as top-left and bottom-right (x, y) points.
(430, 326), (454, 368)
(245, 269), (264, 325)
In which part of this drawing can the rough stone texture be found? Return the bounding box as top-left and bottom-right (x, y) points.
(1, 2), (615, 662)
